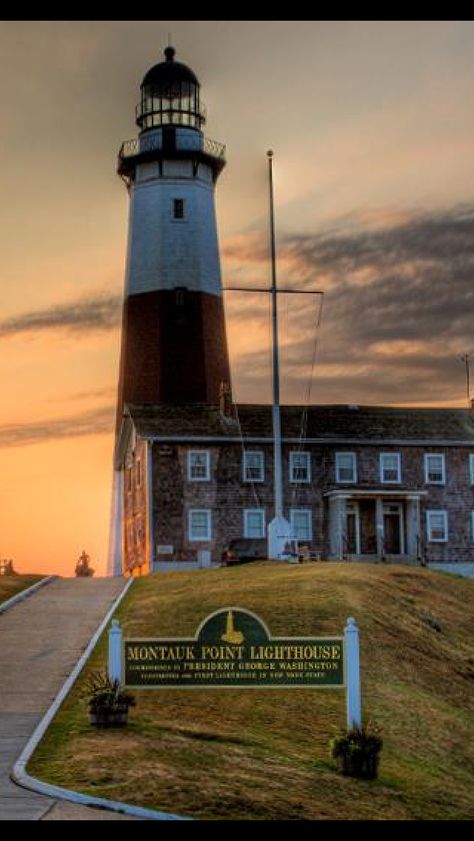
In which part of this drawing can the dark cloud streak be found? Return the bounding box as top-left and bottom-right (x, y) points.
(226, 203), (474, 405)
(0, 293), (121, 338)
(0, 406), (115, 448)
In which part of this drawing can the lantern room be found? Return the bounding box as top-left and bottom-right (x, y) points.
(136, 46), (206, 132)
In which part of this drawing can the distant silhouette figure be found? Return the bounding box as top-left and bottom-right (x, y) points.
(0, 558), (16, 576)
(75, 550), (95, 577)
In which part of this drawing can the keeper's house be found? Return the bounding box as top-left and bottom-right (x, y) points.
(115, 402), (474, 575)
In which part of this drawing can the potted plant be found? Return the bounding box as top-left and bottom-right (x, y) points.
(329, 722), (383, 779)
(85, 671), (136, 727)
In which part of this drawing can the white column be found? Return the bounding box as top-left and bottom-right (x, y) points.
(108, 619), (123, 685)
(406, 496), (420, 559)
(344, 616), (362, 729)
(329, 496), (347, 559)
(375, 497), (384, 557)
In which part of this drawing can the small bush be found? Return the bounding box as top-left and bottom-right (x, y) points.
(83, 671), (136, 712)
(329, 722), (383, 779)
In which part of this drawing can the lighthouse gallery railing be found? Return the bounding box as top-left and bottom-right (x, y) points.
(119, 135), (226, 161)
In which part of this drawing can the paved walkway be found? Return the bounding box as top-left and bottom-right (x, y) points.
(0, 577), (136, 821)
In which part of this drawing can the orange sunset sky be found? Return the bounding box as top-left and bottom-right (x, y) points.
(1, 20), (474, 577)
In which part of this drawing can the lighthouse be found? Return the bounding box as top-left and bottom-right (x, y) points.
(107, 47), (231, 575)
(115, 46), (231, 415)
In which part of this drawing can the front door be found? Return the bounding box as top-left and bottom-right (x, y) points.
(383, 503), (404, 554)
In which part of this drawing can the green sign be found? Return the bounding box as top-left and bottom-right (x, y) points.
(124, 607), (344, 689)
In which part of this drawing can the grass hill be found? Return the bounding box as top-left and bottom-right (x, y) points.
(29, 562), (474, 820)
(0, 574), (44, 606)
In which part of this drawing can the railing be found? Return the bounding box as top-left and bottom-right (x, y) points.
(203, 137), (226, 159)
(118, 134), (225, 161)
(119, 138), (139, 158)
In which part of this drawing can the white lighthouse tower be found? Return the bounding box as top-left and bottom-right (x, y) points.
(107, 47), (231, 576)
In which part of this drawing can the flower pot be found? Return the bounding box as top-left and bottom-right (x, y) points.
(88, 707), (129, 727)
(337, 750), (380, 779)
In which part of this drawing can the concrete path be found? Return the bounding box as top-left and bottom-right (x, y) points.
(0, 577), (135, 821)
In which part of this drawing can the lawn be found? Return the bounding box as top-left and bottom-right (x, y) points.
(28, 562), (474, 820)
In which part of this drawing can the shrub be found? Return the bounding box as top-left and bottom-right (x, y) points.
(329, 722), (383, 779)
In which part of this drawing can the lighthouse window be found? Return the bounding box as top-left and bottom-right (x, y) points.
(173, 198), (184, 219)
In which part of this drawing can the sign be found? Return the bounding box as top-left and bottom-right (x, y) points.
(123, 607), (344, 689)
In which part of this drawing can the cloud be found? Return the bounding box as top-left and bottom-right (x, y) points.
(224, 203), (474, 406)
(0, 292), (121, 339)
(0, 405), (115, 448)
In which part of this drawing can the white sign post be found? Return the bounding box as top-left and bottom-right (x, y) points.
(344, 616), (362, 729)
(108, 619), (123, 684)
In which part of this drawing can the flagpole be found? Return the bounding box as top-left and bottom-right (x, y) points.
(267, 150), (283, 522)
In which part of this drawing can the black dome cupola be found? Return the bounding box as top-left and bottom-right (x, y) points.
(136, 46), (206, 132)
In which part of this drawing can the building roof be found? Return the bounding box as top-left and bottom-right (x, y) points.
(123, 402), (474, 445)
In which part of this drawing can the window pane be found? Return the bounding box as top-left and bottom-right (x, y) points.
(337, 453), (355, 482)
(244, 451), (263, 481)
(426, 455), (444, 481)
(292, 511), (311, 540)
(245, 510), (264, 538)
(173, 198), (184, 219)
(190, 511), (210, 539)
(428, 512), (446, 540)
(381, 454), (400, 482)
(291, 452), (309, 481)
(189, 452), (208, 479)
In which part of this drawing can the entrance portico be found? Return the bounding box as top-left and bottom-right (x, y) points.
(326, 489), (427, 561)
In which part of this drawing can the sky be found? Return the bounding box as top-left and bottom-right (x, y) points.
(1, 20), (474, 576)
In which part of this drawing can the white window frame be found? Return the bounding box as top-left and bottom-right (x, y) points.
(380, 452), (401, 484)
(335, 452), (357, 484)
(426, 510), (448, 543)
(424, 453), (446, 485)
(243, 450), (264, 483)
(289, 451), (311, 483)
(244, 509), (266, 539)
(188, 450), (211, 482)
(469, 454), (474, 484)
(290, 509), (313, 542)
(188, 509), (212, 542)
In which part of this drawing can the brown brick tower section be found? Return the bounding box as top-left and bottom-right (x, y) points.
(115, 287), (231, 430)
